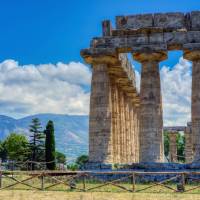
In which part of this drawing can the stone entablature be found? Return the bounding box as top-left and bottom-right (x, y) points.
(84, 11), (200, 54)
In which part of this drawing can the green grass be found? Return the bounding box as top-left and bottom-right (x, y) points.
(2, 175), (200, 194)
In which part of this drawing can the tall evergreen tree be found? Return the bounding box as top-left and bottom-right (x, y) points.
(29, 118), (45, 170)
(44, 120), (56, 170)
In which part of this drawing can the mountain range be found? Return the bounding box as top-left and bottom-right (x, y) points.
(0, 114), (89, 161)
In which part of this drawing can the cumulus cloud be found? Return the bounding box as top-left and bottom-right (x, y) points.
(134, 57), (192, 126)
(0, 60), (91, 118)
(0, 57), (192, 125)
(161, 57), (192, 126)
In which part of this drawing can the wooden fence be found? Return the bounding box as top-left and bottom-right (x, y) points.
(0, 170), (200, 193)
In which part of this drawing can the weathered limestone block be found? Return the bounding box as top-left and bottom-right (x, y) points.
(154, 13), (185, 30)
(187, 31), (200, 43)
(81, 48), (118, 64)
(116, 14), (153, 30)
(102, 20), (112, 36)
(184, 49), (200, 162)
(91, 31), (200, 52)
(149, 33), (164, 44)
(132, 44), (167, 53)
(133, 51), (167, 163)
(164, 31), (187, 50)
(191, 11), (200, 31)
(168, 132), (178, 163)
(185, 122), (194, 163)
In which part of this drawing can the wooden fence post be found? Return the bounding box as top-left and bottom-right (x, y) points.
(41, 175), (44, 190)
(82, 174), (86, 191)
(177, 173), (185, 192)
(132, 173), (135, 192)
(181, 173), (185, 192)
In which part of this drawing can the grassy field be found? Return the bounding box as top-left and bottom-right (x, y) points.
(1, 190), (200, 200)
(2, 175), (200, 199)
(2, 175), (200, 194)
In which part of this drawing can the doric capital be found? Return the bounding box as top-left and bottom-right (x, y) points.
(80, 48), (119, 65)
(169, 131), (178, 136)
(183, 43), (200, 61)
(132, 51), (167, 63)
(184, 50), (200, 61)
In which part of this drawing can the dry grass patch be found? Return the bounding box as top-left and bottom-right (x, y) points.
(0, 191), (200, 200)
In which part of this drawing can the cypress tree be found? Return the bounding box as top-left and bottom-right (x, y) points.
(45, 120), (56, 170)
(29, 118), (45, 170)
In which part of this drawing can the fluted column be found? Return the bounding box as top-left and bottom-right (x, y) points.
(119, 90), (126, 163)
(133, 52), (167, 162)
(169, 132), (178, 163)
(185, 122), (193, 163)
(82, 54), (119, 164)
(184, 50), (200, 162)
(111, 78), (117, 163)
(89, 63), (112, 163)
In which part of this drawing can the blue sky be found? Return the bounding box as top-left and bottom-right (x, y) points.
(0, 1), (199, 125)
(0, 0), (199, 65)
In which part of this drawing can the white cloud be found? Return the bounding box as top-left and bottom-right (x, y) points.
(134, 57), (192, 126)
(0, 60), (91, 118)
(161, 57), (192, 126)
(0, 57), (192, 126)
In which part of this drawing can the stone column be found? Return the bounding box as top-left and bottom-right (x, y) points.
(119, 90), (126, 163)
(185, 122), (193, 163)
(184, 50), (200, 162)
(89, 63), (112, 163)
(169, 132), (178, 163)
(133, 52), (167, 162)
(110, 78), (117, 163)
(82, 54), (119, 164)
(116, 86), (121, 163)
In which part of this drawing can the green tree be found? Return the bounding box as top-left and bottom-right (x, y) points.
(4, 133), (29, 162)
(164, 131), (170, 159)
(75, 155), (88, 169)
(44, 120), (56, 170)
(0, 140), (7, 162)
(29, 118), (45, 170)
(67, 163), (79, 171)
(56, 151), (66, 164)
(177, 133), (185, 162)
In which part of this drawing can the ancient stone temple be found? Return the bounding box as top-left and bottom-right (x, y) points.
(81, 11), (200, 164)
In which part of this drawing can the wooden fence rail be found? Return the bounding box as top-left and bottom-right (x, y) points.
(0, 170), (200, 193)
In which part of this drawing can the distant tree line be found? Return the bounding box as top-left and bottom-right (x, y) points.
(0, 118), (66, 170)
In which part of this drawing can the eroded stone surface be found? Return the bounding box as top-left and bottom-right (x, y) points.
(169, 132), (178, 163)
(185, 122), (194, 163)
(154, 12), (185, 30)
(116, 14), (153, 30)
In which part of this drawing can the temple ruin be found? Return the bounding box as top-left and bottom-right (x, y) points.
(81, 11), (200, 164)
